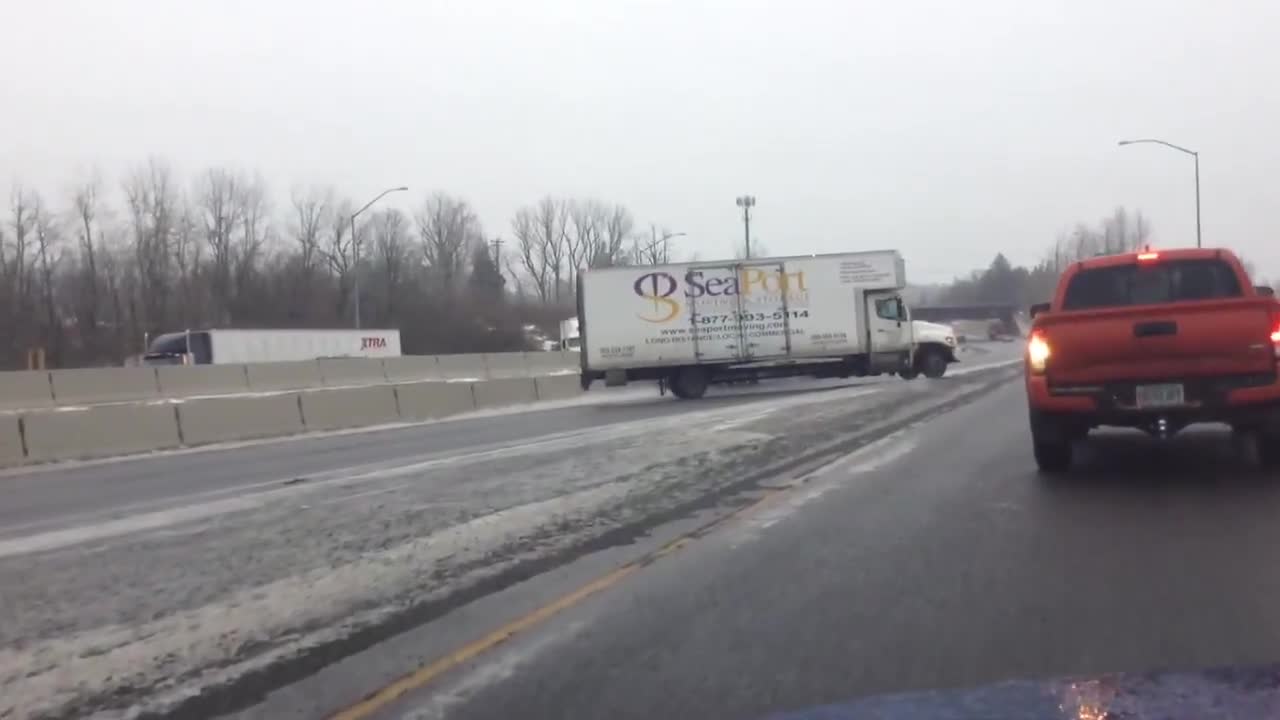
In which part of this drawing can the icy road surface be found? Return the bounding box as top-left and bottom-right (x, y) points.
(0, 346), (1021, 719)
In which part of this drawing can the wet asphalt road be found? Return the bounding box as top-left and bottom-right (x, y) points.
(343, 378), (1280, 720)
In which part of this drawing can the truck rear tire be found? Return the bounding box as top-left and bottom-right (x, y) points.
(671, 367), (709, 400)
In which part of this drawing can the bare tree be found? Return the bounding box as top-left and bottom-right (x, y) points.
(599, 204), (635, 267)
(512, 199), (572, 303)
(417, 192), (481, 292)
(567, 199), (603, 272)
(633, 224), (679, 266)
(196, 168), (244, 323)
(321, 197), (356, 319)
(0, 162), (670, 367)
(32, 194), (62, 362)
(290, 186), (329, 278)
(371, 207), (411, 317)
(69, 173), (105, 349)
(3, 187), (38, 338)
(122, 158), (178, 340)
(233, 174), (271, 320)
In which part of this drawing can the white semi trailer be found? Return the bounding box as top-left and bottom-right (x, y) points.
(141, 329), (403, 365)
(575, 251), (956, 398)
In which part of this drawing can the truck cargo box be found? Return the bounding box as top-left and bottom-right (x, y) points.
(580, 251), (906, 371)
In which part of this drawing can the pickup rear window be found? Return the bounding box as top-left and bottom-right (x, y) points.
(1061, 259), (1243, 311)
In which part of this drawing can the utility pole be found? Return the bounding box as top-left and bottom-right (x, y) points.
(490, 237), (504, 263)
(735, 195), (756, 258)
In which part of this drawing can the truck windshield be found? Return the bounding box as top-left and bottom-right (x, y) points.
(1061, 259), (1243, 311)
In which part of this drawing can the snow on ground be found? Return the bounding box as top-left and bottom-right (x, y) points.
(0, 349), (1021, 719)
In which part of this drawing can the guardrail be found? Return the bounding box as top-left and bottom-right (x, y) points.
(0, 351), (580, 410)
(0, 373), (586, 468)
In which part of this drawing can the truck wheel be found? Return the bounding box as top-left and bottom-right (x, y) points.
(920, 348), (948, 379)
(1259, 431), (1280, 469)
(899, 367), (919, 380)
(672, 367), (709, 400)
(1030, 412), (1072, 473)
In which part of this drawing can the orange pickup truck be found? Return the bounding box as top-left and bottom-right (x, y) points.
(1025, 247), (1280, 472)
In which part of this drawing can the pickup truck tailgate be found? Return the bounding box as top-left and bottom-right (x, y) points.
(1040, 299), (1277, 384)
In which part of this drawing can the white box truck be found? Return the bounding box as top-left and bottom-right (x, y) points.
(575, 251), (957, 398)
(141, 328), (402, 365)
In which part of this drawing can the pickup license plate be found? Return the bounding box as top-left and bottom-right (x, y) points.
(1135, 383), (1185, 408)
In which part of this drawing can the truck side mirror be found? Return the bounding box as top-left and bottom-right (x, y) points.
(1256, 286), (1275, 298)
(1030, 302), (1051, 319)
(896, 298), (906, 326)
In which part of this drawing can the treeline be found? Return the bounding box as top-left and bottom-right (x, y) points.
(930, 207), (1156, 308)
(927, 206), (1271, 308)
(0, 159), (686, 369)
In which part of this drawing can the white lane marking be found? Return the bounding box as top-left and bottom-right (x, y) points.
(315, 483), (412, 506)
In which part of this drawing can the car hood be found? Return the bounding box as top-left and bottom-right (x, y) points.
(766, 663), (1280, 719)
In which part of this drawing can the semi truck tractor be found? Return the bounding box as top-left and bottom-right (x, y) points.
(576, 251), (956, 399)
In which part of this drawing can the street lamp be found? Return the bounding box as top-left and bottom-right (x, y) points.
(351, 186), (409, 329)
(735, 196), (756, 258)
(640, 229), (685, 263)
(1117, 139), (1200, 248)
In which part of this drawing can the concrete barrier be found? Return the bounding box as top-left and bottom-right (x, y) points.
(483, 353), (528, 378)
(300, 385), (400, 430)
(156, 365), (249, 397)
(318, 358), (388, 386)
(0, 371), (53, 410)
(395, 382), (477, 421)
(471, 377), (538, 409)
(383, 356), (441, 383)
(435, 354), (489, 380)
(50, 367), (160, 405)
(245, 361), (323, 392)
(524, 351), (576, 376)
(178, 393), (304, 445)
(22, 404), (181, 462)
(0, 416), (24, 466)
(534, 374), (583, 402)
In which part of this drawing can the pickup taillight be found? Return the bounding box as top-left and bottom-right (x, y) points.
(1272, 319), (1280, 360)
(1027, 331), (1051, 374)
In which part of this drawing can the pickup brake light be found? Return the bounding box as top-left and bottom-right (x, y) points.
(1028, 331), (1051, 374)
(1137, 252), (1160, 262)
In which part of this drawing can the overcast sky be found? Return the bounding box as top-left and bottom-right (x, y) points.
(3, 0), (1278, 284)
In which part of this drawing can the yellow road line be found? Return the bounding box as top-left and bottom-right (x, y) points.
(327, 488), (783, 720)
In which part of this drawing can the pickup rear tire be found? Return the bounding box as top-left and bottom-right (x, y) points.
(1030, 411), (1073, 473)
(1259, 431), (1280, 469)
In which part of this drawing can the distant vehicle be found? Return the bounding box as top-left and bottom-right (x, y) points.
(575, 250), (958, 399)
(1024, 247), (1280, 471)
(141, 329), (403, 366)
(559, 317), (581, 352)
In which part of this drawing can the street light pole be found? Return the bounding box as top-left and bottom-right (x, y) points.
(1117, 139), (1201, 248)
(735, 195), (756, 258)
(350, 186), (409, 329)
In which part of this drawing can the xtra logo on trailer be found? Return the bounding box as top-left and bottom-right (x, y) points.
(632, 268), (808, 323)
(361, 336), (388, 350)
